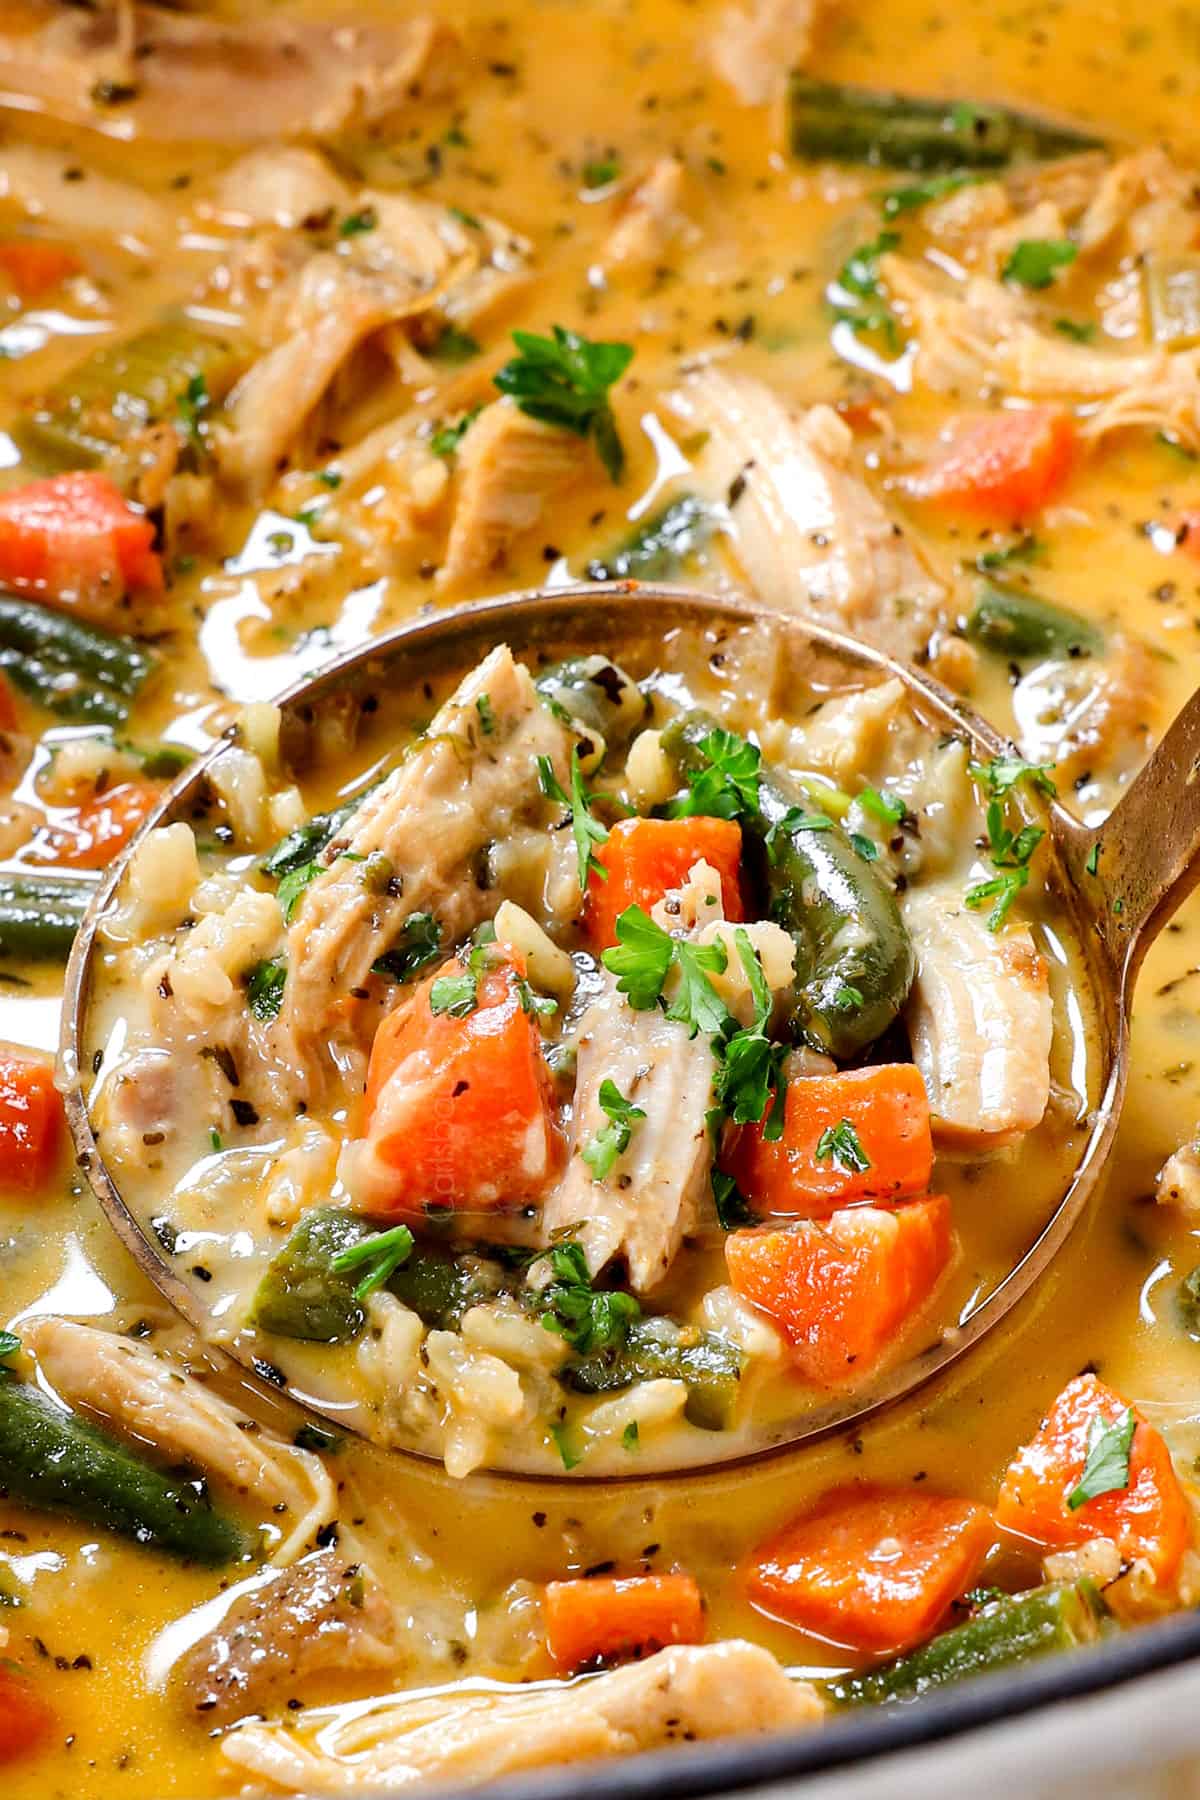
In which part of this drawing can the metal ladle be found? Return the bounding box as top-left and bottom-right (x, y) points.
(57, 584), (1200, 1474)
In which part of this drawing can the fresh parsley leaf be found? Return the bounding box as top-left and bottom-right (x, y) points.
(431, 406), (482, 459)
(814, 1117), (871, 1173)
(622, 1420), (640, 1451)
(1066, 1406), (1136, 1511)
(276, 859), (321, 923)
(0, 1331), (19, 1362)
(475, 692), (496, 736)
(582, 1078), (646, 1180)
(849, 831), (879, 863)
(1003, 238), (1078, 289)
(968, 756), (1057, 799)
(764, 805), (832, 863)
(429, 970), (478, 1018)
(963, 867), (1030, 931)
(712, 929), (786, 1127)
(177, 372), (209, 456)
(515, 974), (557, 1019)
(550, 1420), (582, 1470)
(879, 172), (981, 218)
(538, 747), (610, 889)
(859, 786), (906, 826)
(976, 534), (1043, 572)
(670, 728), (762, 822)
(1085, 841), (1101, 877)
(209, 1128), (223, 1152)
(666, 937), (732, 1038)
(429, 326), (481, 365)
(332, 1224), (414, 1301)
(339, 206), (378, 238)
(583, 156), (621, 188)
(494, 325), (634, 481)
(712, 1169), (754, 1229)
(602, 905), (675, 1009)
(246, 958), (287, 1022)
(831, 231), (900, 346)
(316, 469), (343, 490)
(1053, 317), (1096, 343)
(372, 912), (442, 983)
(538, 1241), (640, 1354)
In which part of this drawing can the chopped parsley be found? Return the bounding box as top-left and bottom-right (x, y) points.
(621, 1420), (640, 1451)
(976, 534), (1043, 572)
(316, 469), (343, 490)
(603, 905), (676, 1009)
(431, 406), (482, 459)
(538, 747), (610, 889)
(849, 831), (879, 863)
(537, 1241), (640, 1355)
(1066, 1406), (1136, 1511)
(276, 859), (320, 923)
(176, 372), (209, 456)
(338, 207), (378, 238)
(879, 171), (981, 218)
(209, 1128), (223, 1153)
(246, 958), (287, 1022)
(475, 692), (496, 735)
(713, 929), (786, 1128)
(1053, 317), (1097, 343)
(967, 756), (1057, 799)
(814, 1118), (871, 1173)
(332, 1224), (415, 1302)
(372, 913), (443, 983)
(858, 786), (906, 826)
(1085, 841), (1101, 877)
(670, 728), (762, 821)
(429, 326), (482, 365)
(0, 1331), (20, 1362)
(429, 969), (479, 1018)
(515, 974), (557, 1019)
(667, 937), (732, 1038)
(964, 771), (1048, 930)
(1003, 238), (1078, 290)
(830, 231), (900, 346)
(549, 1420), (582, 1470)
(582, 156), (621, 189)
(582, 1078), (646, 1180)
(494, 325), (634, 481)
(712, 1168), (754, 1230)
(765, 807), (833, 860)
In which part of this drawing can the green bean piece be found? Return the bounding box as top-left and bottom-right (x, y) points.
(535, 655), (647, 750)
(585, 495), (717, 581)
(660, 710), (915, 1057)
(827, 1581), (1106, 1706)
(788, 76), (1103, 171)
(966, 579), (1105, 661)
(0, 1375), (247, 1565)
(252, 1208), (368, 1344)
(0, 874), (92, 962)
(14, 313), (249, 475)
(0, 594), (156, 726)
(560, 1317), (743, 1430)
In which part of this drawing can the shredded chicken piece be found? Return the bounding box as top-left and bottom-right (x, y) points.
(669, 368), (946, 661)
(221, 1640), (822, 1791)
(24, 1318), (336, 1565)
(603, 158), (689, 267)
(1012, 635), (1159, 787)
(272, 645), (574, 1092)
(438, 400), (590, 588)
(902, 884), (1052, 1150)
(203, 148), (353, 232)
(0, 4), (458, 144)
(709, 0), (821, 104)
(175, 1548), (397, 1722)
(884, 255), (1200, 447)
(0, 142), (169, 249)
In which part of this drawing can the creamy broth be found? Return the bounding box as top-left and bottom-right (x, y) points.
(1, 1), (1200, 1796)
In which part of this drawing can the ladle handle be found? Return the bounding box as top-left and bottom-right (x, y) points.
(1059, 682), (1200, 991)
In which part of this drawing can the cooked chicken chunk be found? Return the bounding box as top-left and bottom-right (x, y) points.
(176, 1548), (396, 1722)
(438, 401), (591, 588)
(221, 1640), (821, 1791)
(24, 1318), (335, 1563)
(709, 0), (822, 104)
(0, 4), (457, 144)
(902, 884), (1052, 1149)
(603, 158), (689, 267)
(272, 645), (575, 1089)
(1156, 1141), (1200, 1216)
(884, 255), (1200, 448)
(669, 369), (946, 662)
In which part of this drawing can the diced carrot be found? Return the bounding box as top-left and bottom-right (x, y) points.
(584, 816), (744, 951)
(0, 472), (163, 618)
(357, 952), (563, 1218)
(995, 1373), (1191, 1585)
(911, 407), (1076, 520)
(0, 1050), (63, 1194)
(543, 1574), (705, 1671)
(746, 1484), (994, 1656)
(721, 1064), (932, 1218)
(24, 780), (160, 871)
(0, 241), (81, 302)
(725, 1197), (953, 1387)
(0, 1666), (55, 1764)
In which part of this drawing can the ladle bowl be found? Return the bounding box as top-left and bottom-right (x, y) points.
(58, 583), (1200, 1474)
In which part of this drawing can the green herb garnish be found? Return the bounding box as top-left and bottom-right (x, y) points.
(1003, 238), (1078, 289)
(814, 1117), (870, 1173)
(431, 406), (482, 459)
(671, 728), (762, 821)
(372, 913), (443, 983)
(494, 325), (634, 481)
(538, 1241), (641, 1355)
(1066, 1407), (1136, 1511)
(582, 1078), (647, 1180)
(538, 746), (610, 889)
(246, 958), (287, 1022)
(332, 1225), (415, 1301)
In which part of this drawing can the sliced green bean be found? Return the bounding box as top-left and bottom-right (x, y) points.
(0, 595), (155, 725)
(966, 579), (1104, 660)
(0, 874), (92, 962)
(788, 76), (1103, 171)
(0, 1374), (247, 1565)
(560, 1317), (743, 1430)
(827, 1581), (1105, 1706)
(661, 710), (915, 1057)
(585, 495), (717, 581)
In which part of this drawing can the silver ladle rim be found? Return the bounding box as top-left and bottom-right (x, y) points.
(58, 582), (1161, 1479)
